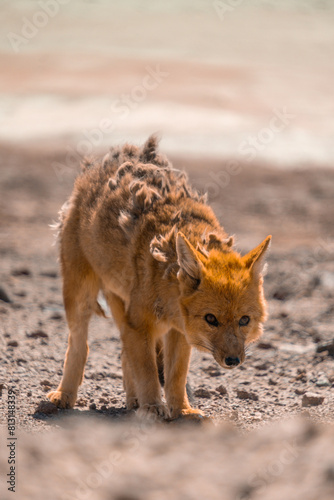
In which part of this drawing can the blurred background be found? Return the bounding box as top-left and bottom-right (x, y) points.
(1, 0), (334, 163)
(1, 2), (334, 499)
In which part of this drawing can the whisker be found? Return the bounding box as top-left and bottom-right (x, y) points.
(191, 340), (214, 354)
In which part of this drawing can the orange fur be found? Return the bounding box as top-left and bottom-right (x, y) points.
(48, 136), (271, 419)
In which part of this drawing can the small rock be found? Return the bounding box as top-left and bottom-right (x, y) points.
(202, 365), (221, 377)
(295, 388), (305, 395)
(34, 401), (58, 415)
(27, 391), (32, 397)
(76, 398), (87, 407)
(257, 342), (275, 350)
(268, 378), (278, 386)
(0, 384), (4, 396)
(230, 410), (239, 421)
(26, 330), (49, 339)
(99, 397), (109, 404)
(272, 287), (291, 301)
(0, 286), (11, 303)
(302, 392), (325, 407)
(295, 370), (308, 382)
(50, 312), (63, 321)
(7, 340), (18, 347)
(16, 358), (27, 365)
(100, 405), (107, 411)
(237, 389), (258, 401)
(315, 373), (330, 387)
(89, 402), (97, 410)
(40, 380), (52, 386)
(11, 268), (31, 277)
(254, 362), (269, 371)
(316, 340), (334, 357)
(194, 388), (212, 399)
(216, 385), (228, 396)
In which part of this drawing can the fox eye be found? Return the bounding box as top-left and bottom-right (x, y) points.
(205, 314), (218, 326)
(239, 315), (250, 326)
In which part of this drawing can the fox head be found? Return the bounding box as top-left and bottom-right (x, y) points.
(176, 232), (271, 369)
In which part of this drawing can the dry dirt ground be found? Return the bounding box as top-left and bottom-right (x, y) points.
(0, 145), (334, 499)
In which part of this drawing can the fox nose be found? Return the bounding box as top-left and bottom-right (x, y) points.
(225, 356), (240, 367)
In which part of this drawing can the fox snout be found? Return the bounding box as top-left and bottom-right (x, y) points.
(213, 337), (246, 369)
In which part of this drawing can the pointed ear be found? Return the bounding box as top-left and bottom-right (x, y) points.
(244, 235), (272, 277)
(176, 232), (202, 286)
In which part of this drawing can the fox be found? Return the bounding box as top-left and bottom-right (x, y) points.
(48, 135), (271, 420)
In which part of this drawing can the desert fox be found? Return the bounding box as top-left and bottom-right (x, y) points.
(48, 136), (271, 419)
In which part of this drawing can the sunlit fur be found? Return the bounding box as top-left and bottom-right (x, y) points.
(48, 136), (271, 419)
(179, 248), (268, 368)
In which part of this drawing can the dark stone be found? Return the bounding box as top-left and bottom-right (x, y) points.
(26, 330), (49, 339)
(34, 401), (58, 415)
(0, 286), (11, 303)
(236, 389), (259, 401)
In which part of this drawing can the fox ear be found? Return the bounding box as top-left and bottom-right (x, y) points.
(176, 232), (202, 286)
(244, 235), (272, 277)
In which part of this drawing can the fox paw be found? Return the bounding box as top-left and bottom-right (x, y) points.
(172, 407), (209, 422)
(136, 402), (170, 420)
(47, 390), (76, 409)
(126, 397), (139, 411)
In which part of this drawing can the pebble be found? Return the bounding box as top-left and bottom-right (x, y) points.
(315, 373), (330, 387)
(272, 287), (291, 301)
(89, 402), (97, 410)
(202, 365), (221, 377)
(254, 362), (269, 371)
(257, 342), (275, 350)
(50, 312), (63, 321)
(194, 388), (212, 399)
(295, 388), (305, 395)
(26, 330), (49, 339)
(99, 397), (109, 404)
(7, 340), (18, 347)
(40, 380), (52, 386)
(268, 378), (278, 386)
(316, 340), (334, 357)
(0, 286), (11, 303)
(216, 385), (228, 396)
(301, 392), (325, 407)
(11, 268), (31, 277)
(236, 389), (259, 401)
(76, 398), (87, 407)
(34, 401), (58, 415)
